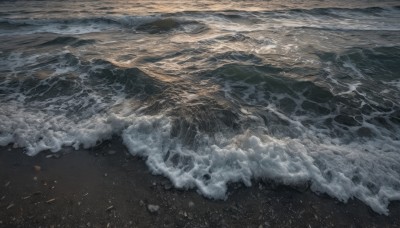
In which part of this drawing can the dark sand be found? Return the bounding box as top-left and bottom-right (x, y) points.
(1, 140), (399, 228)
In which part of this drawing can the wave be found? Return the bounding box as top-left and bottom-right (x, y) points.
(0, 16), (209, 35)
(1, 47), (400, 214)
(1, 5), (399, 35)
(37, 36), (96, 47)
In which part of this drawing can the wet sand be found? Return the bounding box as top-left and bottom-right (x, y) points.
(1, 140), (399, 228)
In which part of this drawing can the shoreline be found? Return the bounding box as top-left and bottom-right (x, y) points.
(1, 140), (399, 227)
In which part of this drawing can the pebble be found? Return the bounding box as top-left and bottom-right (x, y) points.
(147, 204), (160, 213)
(163, 182), (172, 190)
(106, 205), (115, 212)
(22, 195), (31, 200)
(45, 154), (61, 159)
(179, 210), (189, 217)
(188, 201), (195, 207)
(46, 198), (56, 203)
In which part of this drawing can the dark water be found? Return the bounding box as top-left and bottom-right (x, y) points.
(0, 0), (400, 214)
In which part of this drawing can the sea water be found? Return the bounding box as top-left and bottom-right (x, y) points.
(0, 0), (399, 214)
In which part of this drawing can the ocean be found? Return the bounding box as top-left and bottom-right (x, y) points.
(0, 0), (399, 215)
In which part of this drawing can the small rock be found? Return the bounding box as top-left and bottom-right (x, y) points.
(22, 195), (31, 200)
(33, 176), (38, 181)
(139, 200), (144, 207)
(6, 203), (14, 210)
(86, 222), (91, 227)
(46, 198), (55, 203)
(147, 204), (160, 214)
(179, 210), (188, 217)
(163, 182), (172, 190)
(104, 173), (108, 177)
(106, 205), (115, 212)
(188, 201), (194, 207)
(45, 154), (61, 159)
(33, 165), (41, 172)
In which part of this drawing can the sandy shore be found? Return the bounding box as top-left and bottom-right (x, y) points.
(1, 139), (399, 228)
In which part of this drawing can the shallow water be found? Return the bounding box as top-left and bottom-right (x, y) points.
(1, 0), (400, 214)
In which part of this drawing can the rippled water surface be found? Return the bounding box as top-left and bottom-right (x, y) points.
(1, 0), (400, 214)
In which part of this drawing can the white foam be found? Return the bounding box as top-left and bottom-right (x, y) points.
(120, 114), (400, 215)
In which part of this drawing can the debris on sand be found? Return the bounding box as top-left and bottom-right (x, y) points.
(46, 198), (56, 203)
(46, 154), (61, 159)
(6, 203), (14, 210)
(106, 205), (115, 212)
(33, 165), (41, 172)
(147, 204), (160, 214)
(22, 195), (31, 200)
(188, 201), (195, 208)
